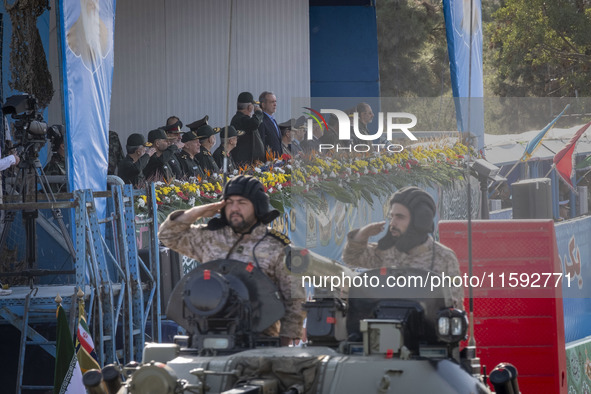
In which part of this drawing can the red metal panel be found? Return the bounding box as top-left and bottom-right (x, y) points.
(439, 220), (567, 394)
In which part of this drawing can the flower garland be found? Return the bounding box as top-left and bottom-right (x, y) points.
(136, 141), (470, 221)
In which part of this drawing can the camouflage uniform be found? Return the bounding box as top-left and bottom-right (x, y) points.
(159, 211), (304, 339)
(343, 229), (464, 308)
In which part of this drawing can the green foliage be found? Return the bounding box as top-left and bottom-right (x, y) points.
(487, 0), (591, 97)
(377, 0), (452, 97)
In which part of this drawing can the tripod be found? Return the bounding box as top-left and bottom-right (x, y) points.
(0, 144), (75, 288)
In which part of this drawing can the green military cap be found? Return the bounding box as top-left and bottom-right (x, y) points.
(187, 115), (209, 131)
(219, 125), (245, 139)
(181, 129), (200, 143)
(196, 125), (220, 139)
(127, 133), (151, 147)
(163, 119), (183, 133)
(147, 128), (167, 143)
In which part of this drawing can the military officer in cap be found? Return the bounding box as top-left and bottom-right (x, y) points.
(194, 124), (221, 175)
(117, 133), (156, 186)
(163, 116), (185, 153)
(178, 129), (205, 179)
(143, 128), (183, 181)
(213, 125), (244, 174)
(278, 119), (297, 156)
(342, 186), (464, 308)
(159, 175), (305, 344)
(231, 91), (265, 165)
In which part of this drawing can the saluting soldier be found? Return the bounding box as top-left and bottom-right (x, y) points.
(143, 128), (182, 182)
(117, 133), (155, 186)
(177, 129), (205, 179)
(194, 124), (221, 175)
(213, 125), (244, 174)
(158, 175), (305, 344)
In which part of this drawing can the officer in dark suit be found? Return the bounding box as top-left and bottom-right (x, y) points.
(194, 124), (221, 175)
(178, 129), (205, 179)
(258, 91), (282, 160)
(143, 128), (183, 181)
(213, 125), (244, 174)
(231, 92), (265, 165)
(117, 133), (155, 186)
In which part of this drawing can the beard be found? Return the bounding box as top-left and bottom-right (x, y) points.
(80, 0), (103, 60)
(228, 213), (255, 233)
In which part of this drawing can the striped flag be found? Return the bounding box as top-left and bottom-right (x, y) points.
(53, 305), (84, 394)
(76, 299), (100, 373)
(553, 122), (591, 188)
(520, 104), (570, 162)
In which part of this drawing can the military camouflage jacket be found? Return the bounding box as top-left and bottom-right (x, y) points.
(343, 229), (464, 308)
(159, 211), (305, 339)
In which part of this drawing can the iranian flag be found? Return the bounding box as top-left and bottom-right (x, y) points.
(53, 305), (84, 394)
(76, 305), (100, 373)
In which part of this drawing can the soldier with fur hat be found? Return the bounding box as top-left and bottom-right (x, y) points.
(342, 186), (463, 308)
(159, 175), (305, 345)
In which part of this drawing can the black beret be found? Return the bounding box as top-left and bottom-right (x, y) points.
(127, 133), (150, 147)
(237, 91), (256, 104)
(187, 115), (209, 131)
(147, 128), (167, 143)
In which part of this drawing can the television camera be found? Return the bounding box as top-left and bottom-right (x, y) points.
(2, 94), (63, 165)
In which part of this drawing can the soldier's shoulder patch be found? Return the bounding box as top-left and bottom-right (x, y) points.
(267, 229), (290, 245)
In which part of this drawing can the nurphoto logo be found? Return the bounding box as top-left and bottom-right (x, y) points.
(303, 107), (418, 153)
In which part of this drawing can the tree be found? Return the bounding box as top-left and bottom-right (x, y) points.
(377, 0), (452, 97)
(487, 0), (591, 97)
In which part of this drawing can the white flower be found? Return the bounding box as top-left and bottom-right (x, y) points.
(188, 197), (196, 206)
(330, 171), (337, 178)
(255, 167), (262, 173)
(137, 198), (145, 208)
(154, 181), (165, 186)
(268, 187), (274, 193)
(277, 184), (283, 190)
(286, 164), (292, 170)
(233, 170), (239, 175)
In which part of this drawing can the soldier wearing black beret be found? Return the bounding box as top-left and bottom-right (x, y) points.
(178, 130), (205, 179)
(213, 125), (245, 174)
(193, 124), (221, 175)
(143, 128), (183, 181)
(117, 133), (155, 186)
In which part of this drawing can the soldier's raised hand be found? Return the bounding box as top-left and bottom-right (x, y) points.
(353, 221), (386, 242)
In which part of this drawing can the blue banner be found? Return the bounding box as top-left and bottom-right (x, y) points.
(442, 0), (485, 151)
(59, 0), (115, 195)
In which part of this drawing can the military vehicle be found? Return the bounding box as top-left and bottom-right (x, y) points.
(87, 248), (519, 394)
